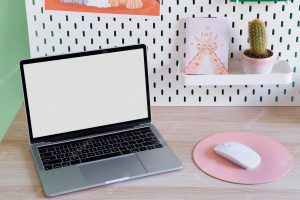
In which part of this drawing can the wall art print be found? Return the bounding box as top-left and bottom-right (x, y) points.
(45, 0), (160, 16)
(185, 18), (230, 75)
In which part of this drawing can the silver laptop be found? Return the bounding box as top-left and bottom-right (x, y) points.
(20, 44), (182, 197)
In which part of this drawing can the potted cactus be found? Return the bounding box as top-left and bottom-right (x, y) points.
(242, 19), (275, 74)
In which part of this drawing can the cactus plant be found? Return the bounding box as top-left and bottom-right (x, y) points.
(242, 19), (275, 74)
(248, 19), (269, 58)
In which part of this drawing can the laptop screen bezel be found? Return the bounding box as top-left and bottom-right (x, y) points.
(20, 44), (151, 144)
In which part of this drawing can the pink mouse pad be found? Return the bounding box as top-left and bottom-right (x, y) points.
(193, 132), (293, 184)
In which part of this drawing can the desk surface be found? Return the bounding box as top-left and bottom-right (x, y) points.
(1, 106), (300, 200)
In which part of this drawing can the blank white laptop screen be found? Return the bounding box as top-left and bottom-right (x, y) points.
(23, 49), (149, 138)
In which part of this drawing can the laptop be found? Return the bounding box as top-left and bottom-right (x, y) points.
(20, 44), (183, 197)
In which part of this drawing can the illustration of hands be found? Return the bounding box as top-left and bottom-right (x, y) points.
(109, 0), (143, 9)
(109, 0), (120, 7)
(126, 0), (143, 9)
(186, 32), (228, 75)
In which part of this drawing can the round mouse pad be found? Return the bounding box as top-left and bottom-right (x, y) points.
(193, 132), (293, 184)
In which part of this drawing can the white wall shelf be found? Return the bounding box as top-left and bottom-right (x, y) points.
(179, 60), (292, 86)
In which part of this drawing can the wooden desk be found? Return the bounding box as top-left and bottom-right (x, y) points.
(1, 106), (300, 200)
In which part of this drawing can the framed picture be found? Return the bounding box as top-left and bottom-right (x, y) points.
(45, 0), (160, 16)
(185, 18), (230, 75)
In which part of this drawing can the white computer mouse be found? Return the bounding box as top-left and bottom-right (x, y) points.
(214, 142), (261, 170)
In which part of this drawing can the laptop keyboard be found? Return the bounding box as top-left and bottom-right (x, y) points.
(37, 127), (163, 171)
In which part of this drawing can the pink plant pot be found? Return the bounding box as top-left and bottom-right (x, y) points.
(242, 50), (275, 74)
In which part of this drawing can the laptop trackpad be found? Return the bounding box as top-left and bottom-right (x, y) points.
(79, 155), (146, 184)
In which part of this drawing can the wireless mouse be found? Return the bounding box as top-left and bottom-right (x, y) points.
(214, 142), (261, 170)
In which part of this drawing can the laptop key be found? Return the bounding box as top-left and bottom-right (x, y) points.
(53, 164), (62, 169)
(43, 159), (62, 166)
(120, 142), (129, 147)
(139, 147), (147, 151)
(53, 151), (61, 155)
(87, 152), (95, 157)
(146, 146), (153, 150)
(70, 160), (81, 165)
(65, 153), (72, 157)
(109, 140), (116, 144)
(90, 140), (96, 144)
(117, 139), (124, 143)
(119, 147), (127, 151)
(131, 148), (139, 153)
(40, 152), (52, 158)
(144, 137), (158, 142)
(56, 154), (65, 159)
(141, 129), (150, 133)
(82, 150), (89, 154)
(38, 148), (47, 154)
(44, 165), (53, 170)
(74, 142), (81, 147)
(135, 143), (142, 148)
(127, 132), (134, 137)
(113, 143), (121, 147)
(142, 141), (159, 147)
(70, 143), (76, 148)
(42, 156), (56, 162)
(103, 149), (111, 154)
(62, 157), (70, 162)
(101, 152), (121, 159)
(62, 162), (70, 167)
(93, 143), (101, 148)
(97, 146), (105, 151)
(47, 147), (55, 151)
(61, 149), (69, 153)
(79, 154), (87, 159)
(137, 139), (144, 144)
(69, 147), (76, 152)
(121, 150), (131, 155)
(71, 156), (79, 160)
(154, 144), (163, 148)
(111, 148), (119, 153)
(95, 151), (103, 155)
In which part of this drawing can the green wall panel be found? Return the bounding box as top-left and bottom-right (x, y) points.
(0, 0), (29, 141)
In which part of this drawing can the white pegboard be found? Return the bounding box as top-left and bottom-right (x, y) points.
(25, 0), (300, 106)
